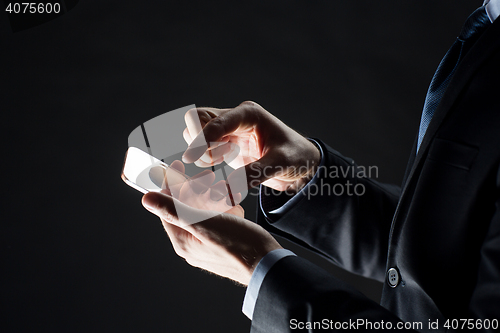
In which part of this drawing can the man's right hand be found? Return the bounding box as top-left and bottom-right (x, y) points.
(182, 101), (320, 193)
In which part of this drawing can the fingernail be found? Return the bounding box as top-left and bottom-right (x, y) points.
(181, 154), (188, 163)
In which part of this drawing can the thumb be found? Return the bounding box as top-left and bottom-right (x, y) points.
(142, 192), (179, 223)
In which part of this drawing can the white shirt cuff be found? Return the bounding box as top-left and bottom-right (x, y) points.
(485, 0), (500, 22)
(242, 249), (296, 320)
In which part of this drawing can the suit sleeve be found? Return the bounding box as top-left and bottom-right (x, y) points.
(468, 165), (500, 324)
(257, 139), (401, 282)
(250, 256), (415, 332)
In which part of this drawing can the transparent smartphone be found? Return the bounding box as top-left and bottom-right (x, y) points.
(121, 146), (244, 224)
(121, 147), (188, 194)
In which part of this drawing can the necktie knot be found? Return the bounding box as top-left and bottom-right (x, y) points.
(459, 6), (491, 41)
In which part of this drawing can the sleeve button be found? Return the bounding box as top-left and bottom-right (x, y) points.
(387, 268), (400, 288)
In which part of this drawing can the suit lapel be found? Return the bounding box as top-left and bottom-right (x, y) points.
(415, 21), (500, 165)
(392, 17), (500, 223)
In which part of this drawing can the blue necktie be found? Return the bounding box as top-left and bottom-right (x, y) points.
(416, 6), (491, 151)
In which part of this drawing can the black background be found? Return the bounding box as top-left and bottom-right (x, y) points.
(1, 1), (480, 332)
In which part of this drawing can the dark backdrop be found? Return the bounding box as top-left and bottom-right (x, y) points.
(1, 1), (480, 332)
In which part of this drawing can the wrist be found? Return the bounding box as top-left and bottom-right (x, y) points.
(298, 139), (321, 187)
(241, 244), (283, 285)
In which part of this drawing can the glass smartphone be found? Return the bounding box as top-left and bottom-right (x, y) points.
(121, 147), (243, 224)
(121, 147), (188, 194)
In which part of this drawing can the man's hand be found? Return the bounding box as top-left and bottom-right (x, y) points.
(142, 191), (283, 286)
(159, 160), (244, 218)
(182, 101), (321, 193)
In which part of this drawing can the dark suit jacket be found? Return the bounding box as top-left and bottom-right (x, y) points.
(252, 16), (500, 333)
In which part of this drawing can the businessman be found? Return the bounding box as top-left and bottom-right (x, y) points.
(142, 1), (500, 331)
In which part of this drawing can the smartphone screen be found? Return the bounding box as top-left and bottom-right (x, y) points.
(121, 147), (245, 224)
(121, 147), (188, 194)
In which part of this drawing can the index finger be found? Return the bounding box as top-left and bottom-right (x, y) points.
(182, 104), (258, 163)
(184, 107), (230, 141)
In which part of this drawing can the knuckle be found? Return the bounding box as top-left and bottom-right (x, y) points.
(209, 115), (225, 127)
(207, 116), (226, 138)
(239, 101), (259, 114)
(240, 101), (265, 123)
(239, 100), (256, 107)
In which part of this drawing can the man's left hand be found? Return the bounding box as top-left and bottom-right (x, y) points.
(142, 191), (282, 286)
